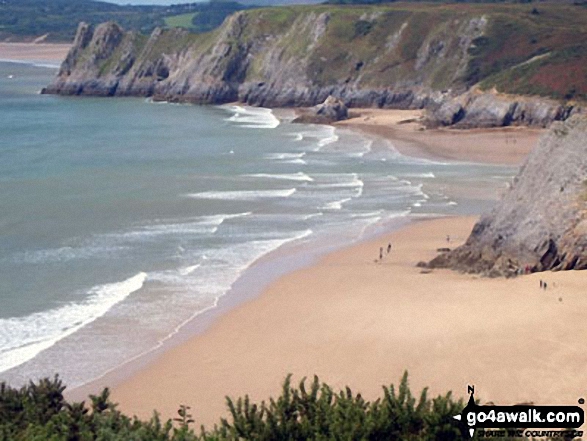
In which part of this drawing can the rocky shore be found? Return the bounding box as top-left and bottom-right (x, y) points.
(43, 5), (585, 129)
(427, 114), (587, 276)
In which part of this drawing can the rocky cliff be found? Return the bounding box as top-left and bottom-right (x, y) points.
(43, 4), (587, 127)
(427, 114), (587, 276)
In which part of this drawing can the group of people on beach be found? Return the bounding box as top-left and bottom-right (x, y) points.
(378, 243), (392, 262)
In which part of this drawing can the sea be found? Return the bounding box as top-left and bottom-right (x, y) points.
(0, 60), (516, 389)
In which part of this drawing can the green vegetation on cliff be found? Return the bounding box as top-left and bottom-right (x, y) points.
(0, 0), (249, 42)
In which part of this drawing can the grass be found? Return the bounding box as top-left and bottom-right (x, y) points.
(163, 13), (197, 29)
(87, 2), (587, 103)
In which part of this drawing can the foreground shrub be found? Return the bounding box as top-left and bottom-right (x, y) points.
(1, 372), (467, 440)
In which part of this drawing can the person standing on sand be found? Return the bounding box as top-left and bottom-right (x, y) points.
(387, 243), (392, 254)
(379, 247), (383, 261)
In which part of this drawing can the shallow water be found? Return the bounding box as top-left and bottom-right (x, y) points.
(0, 61), (517, 387)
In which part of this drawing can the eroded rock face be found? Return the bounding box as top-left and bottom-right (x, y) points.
(44, 12), (583, 128)
(426, 91), (578, 129)
(427, 115), (587, 276)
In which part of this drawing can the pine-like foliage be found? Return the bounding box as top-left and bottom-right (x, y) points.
(0, 372), (525, 440)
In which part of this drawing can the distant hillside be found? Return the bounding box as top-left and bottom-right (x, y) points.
(0, 0), (251, 42)
(44, 1), (587, 125)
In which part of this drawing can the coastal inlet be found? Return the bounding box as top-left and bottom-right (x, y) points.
(0, 62), (515, 388)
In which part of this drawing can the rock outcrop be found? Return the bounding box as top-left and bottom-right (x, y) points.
(292, 95), (349, 124)
(427, 114), (587, 276)
(43, 5), (586, 128)
(426, 90), (578, 129)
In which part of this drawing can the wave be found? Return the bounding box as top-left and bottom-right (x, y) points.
(313, 173), (364, 194)
(0, 272), (147, 374)
(245, 172), (314, 182)
(324, 197), (352, 210)
(351, 210), (384, 218)
(400, 172), (436, 178)
(178, 264), (201, 276)
(109, 212), (252, 240)
(345, 139), (374, 158)
(0, 58), (61, 69)
(264, 152), (306, 160)
(148, 263), (203, 284)
(185, 188), (297, 201)
(12, 245), (126, 264)
(83, 229), (315, 386)
(317, 134), (339, 148)
(224, 105), (280, 129)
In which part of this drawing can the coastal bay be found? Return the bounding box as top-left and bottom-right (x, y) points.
(103, 115), (586, 426)
(109, 213), (587, 427)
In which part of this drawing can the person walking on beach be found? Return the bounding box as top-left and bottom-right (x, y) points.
(387, 243), (392, 254)
(379, 247), (383, 261)
(540, 280), (543, 289)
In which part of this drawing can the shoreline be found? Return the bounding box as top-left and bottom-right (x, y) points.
(73, 106), (553, 424)
(109, 214), (587, 427)
(335, 108), (544, 166)
(66, 212), (414, 402)
(0, 42), (70, 64)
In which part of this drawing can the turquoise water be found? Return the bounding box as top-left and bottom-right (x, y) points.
(0, 61), (516, 387)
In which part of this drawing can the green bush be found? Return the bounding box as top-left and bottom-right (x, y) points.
(0, 372), (471, 440)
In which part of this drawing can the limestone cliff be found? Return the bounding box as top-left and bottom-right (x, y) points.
(43, 4), (587, 127)
(427, 114), (587, 276)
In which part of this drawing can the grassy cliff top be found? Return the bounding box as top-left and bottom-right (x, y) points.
(60, 1), (587, 103)
(221, 2), (587, 100)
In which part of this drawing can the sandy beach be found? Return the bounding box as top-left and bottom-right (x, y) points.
(337, 108), (544, 165)
(109, 214), (587, 427)
(100, 111), (587, 428)
(0, 42), (70, 63)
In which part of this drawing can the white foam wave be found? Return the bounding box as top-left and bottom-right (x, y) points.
(224, 105), (280, 129)
(351, 210), (384, 218)
(317, 134), (339, 148)
(86, 229), (315, 384)
(303, 212), (324, 220)
(264, 152), (306, 160)
(0, 58), (60, 69)
(178, 264), (201, 276)
(13, 245), (126, 264)
(324, 198), (352, 210)
(186, 189), (296, 201)
(313, 173), (364, 191)
(400, 172), (436, 178)
(346, 139), (373, 158)
(283, 159), (307, 165)
(114, 213), (251, 240)
(245, 172), (314, 182)
(0, 272), (147, 373)
(148, 263), (203, 284)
